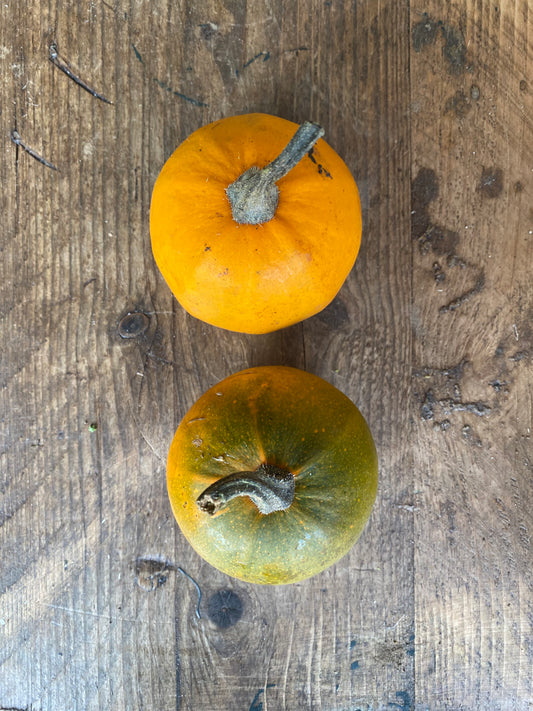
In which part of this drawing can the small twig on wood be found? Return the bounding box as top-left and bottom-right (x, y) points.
(49, 42), (113, 105)
(11, 130), (58, 171)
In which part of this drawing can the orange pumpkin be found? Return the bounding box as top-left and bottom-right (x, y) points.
(150, 113), (362, 334)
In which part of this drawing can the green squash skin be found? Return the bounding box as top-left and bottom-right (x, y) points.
(167, 366), (378, 585)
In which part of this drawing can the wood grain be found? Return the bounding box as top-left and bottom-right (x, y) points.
(410, 2), (532, 708)
(0, 1), (531, 710)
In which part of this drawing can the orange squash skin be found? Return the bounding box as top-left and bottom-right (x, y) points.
(150, 113), (362, 334)
(167, 366), (378, 585)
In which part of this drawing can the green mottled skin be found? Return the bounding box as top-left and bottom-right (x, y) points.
(167, 366), (378, 585)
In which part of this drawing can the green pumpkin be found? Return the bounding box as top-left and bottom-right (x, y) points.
(167, 366), (378, 584)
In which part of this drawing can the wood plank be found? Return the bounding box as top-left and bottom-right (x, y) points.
(410, 1), (533, 708)
(167, 0), (414, 708)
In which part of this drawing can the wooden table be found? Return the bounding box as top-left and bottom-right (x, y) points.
(1, 1), (531, 709)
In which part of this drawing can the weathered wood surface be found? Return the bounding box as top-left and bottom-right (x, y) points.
(1, 1), (531, 709)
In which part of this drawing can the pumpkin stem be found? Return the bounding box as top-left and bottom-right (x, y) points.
(226, 121), (325, 225)
(196, 463), (295, 516)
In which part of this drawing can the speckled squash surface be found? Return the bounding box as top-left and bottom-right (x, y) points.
(150, 113), (362, 334)
(167, 366), (378, 585)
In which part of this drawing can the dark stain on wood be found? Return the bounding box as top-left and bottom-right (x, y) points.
(418, 388), (491, 422)
(373, 640), (408, 670)
(444, 89), (472, 118)
(388, 689), (412, 708)
(441, 23), (468, 74)
(412, 14), (440, 52)
(433, 419), (451, 432)
(315, 295), (349, 329)
(432, 261), (446, 282)
(489, 378), (509, 393)
(462, 423), (483, 447)
(422, 225), (460, 256)
(199, 22), (218, 41)
(478, 167), (504, 198)
(509, 350), (530, 363)
(411, 167), (439, 241)
(439, 270), (485, 313)
(406, 634), (415, 657)
(134, 556), (171, 591)
(412, 14), (468, 74)
(410, 168), (461, 256)
(442, 396), (491, 418)
(413, 358), (470, 380)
